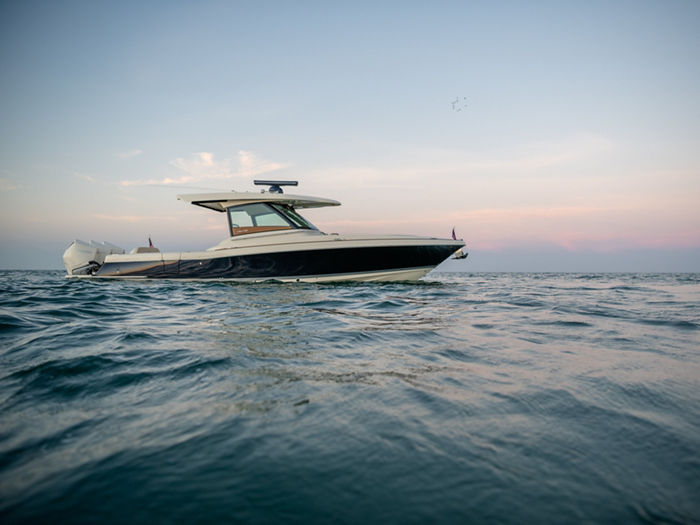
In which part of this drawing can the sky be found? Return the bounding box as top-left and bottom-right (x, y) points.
(1, 0), (699, 271)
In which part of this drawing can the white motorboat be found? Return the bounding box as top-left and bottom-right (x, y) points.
(63, 180), (467, 282)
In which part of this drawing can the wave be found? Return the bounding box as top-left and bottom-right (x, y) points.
(1, 271), (698, 524)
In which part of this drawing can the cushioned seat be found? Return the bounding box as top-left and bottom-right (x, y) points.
(232, 226), (292, 236)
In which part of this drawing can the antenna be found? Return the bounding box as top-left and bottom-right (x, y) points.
(253, 180), (298, 194)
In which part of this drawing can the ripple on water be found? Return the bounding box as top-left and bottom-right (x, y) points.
(0, 271), (698, 524)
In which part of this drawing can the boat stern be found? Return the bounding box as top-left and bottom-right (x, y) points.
(63, 240), (125, 276)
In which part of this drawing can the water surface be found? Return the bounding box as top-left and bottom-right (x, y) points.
(1, 271), (698, 523)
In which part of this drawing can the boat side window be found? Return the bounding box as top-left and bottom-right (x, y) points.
(227, 203), (295, 236)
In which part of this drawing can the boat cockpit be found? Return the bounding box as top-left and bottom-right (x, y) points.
(226, 202), (318, 237)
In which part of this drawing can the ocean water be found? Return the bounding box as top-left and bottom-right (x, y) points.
(0, 270), (698, 524)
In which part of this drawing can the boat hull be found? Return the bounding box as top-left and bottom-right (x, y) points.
(91, 243), (462, 282)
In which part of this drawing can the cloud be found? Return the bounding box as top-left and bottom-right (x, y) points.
(315, 195), (700, 253)
(169, 151), (234, 182)
(116, 149), (143, 159)
(237, 150), (288, 178)
(119, 150), (288, 187)
(72, 172), (96, 183)
(318, 206), (604, 237)
(120, 176), (196, 187)
(461, 134), (613, 173)
(171, 150), (287, 180)
(92, 214), (175, 222)
(448, 205), (605, 224)
(305, 133), (614, 191)
(0, 178), (18, 191)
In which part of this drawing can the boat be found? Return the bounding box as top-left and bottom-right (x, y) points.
(63, 180), (467, 282)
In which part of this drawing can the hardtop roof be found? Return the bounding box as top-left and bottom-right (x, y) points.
(177, 191), (341, 212)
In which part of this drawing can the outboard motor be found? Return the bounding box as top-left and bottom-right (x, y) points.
(63, 240), (125, 276)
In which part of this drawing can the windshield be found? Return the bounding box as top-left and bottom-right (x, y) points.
(270, 203), (317, 230)
(226, 202), (317, 236)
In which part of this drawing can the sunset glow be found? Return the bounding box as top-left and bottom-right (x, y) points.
(1, 2), (698, 271)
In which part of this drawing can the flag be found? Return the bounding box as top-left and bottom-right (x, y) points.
(148, 236), (153, 248)
(451, 227), (457, 240)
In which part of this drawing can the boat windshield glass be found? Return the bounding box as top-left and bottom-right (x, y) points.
(226, 202), (316, 236)
(270, 203), (317, 230)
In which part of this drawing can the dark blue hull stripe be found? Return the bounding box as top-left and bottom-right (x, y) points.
(95, 245), (459, 279)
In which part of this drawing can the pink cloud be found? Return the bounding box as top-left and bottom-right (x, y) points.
(316, 202), (700, 254)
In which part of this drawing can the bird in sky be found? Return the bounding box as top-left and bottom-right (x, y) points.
(451, 96), (467, 112)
